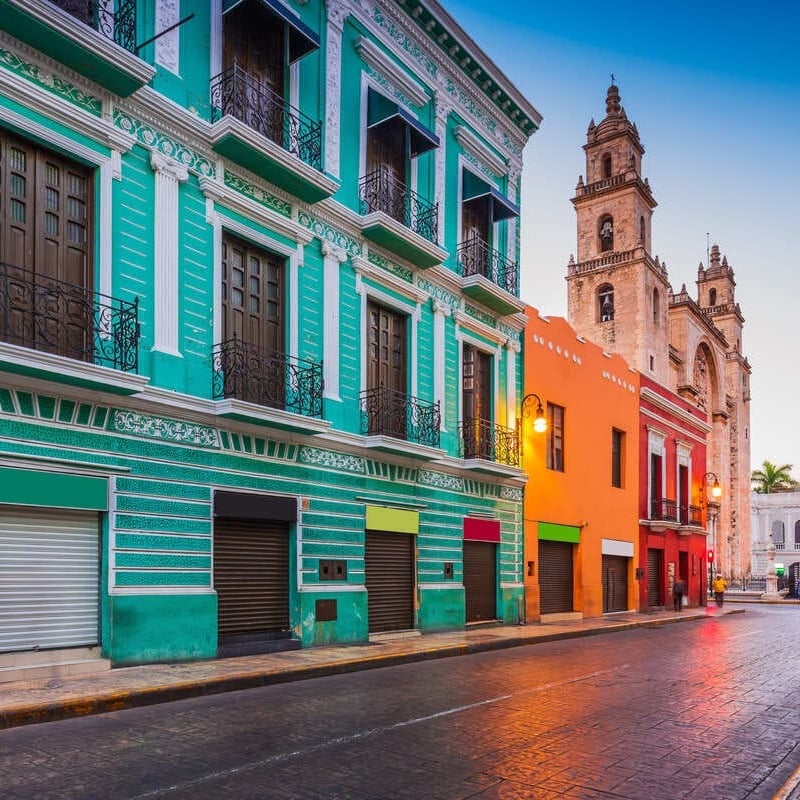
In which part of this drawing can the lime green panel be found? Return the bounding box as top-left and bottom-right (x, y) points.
(0, 467), (107, 511)
(366, 505), (419, 534)
(108, 593), (217, 664)
(538, 522), (581, 543)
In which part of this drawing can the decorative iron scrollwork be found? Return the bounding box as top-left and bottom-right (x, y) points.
(459, 418), (520, 467)
(360, 386), (440, 448)
(457, 237), (519, 296)
(51, 0), (138, 53)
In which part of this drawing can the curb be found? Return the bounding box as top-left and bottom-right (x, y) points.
(0, 609), (743, 730)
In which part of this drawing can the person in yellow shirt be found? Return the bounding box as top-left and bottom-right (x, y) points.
(712, 575), (727, 607)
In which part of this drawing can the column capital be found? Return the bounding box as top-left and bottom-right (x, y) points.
(321, 240), (347, 262)
(151, 151), (189, 182)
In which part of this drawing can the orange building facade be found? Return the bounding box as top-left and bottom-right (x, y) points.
(522, 306), (640, 621)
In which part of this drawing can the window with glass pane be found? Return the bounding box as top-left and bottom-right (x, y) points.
(546, 403), (565, 472)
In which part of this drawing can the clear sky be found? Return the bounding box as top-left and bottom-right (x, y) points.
(443, 0), (800, 475)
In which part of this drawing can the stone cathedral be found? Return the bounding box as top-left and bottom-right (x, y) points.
(566, 84), (752, 579)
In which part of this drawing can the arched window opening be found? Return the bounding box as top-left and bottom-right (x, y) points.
(603, 154), (612, 178)
(709, 288), (717, 306)
(598, 284), (614, 322)
(652, 288), (659, 324)
(795, 520), (800, 547)
(599, 215), (614, 252)
(639, 216), (645, 244)
(773, 520), (786, 547)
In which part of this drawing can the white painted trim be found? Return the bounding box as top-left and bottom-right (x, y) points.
(98, 161), (113, 299)
(453, 310), (506, 346)
(210, 0), (222, 79)
(155, 0), (181, 75)
(289, 247), (300, 359)
(299, 584), (366, 594)
(216, 213), (298, 258)
(322, 242), (347, 401)
(454, 125), (507, 176)
(354, 36), (429, 107)
(431, 300), (449, 431)
(352, 256), (428, 304)
(601, 538), (634, 557)
(505, 342), (517, 431)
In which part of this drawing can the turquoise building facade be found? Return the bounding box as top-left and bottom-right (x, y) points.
(0, 0), (540, 666)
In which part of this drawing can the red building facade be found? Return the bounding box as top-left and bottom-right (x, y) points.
(638, 375), (711, 610)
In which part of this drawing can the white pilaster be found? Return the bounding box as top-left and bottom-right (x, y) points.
(434, 100), (450, 248)
(322, 241), (347, 401)
(431, 299), (451, 430)
(324, 2), (348, 178)
(505, 338), (520, 430)
(155, 0), (180, 74)
(151, 151), (188, 357)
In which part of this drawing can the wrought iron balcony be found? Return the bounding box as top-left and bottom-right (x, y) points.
(210, 63), (323, 171)
(459, 418), (520, 467)
(457, 237), (519, 296)
(359, 168), (439, 245)
(0, 262), (139, 372)
(212, 338), (323, 418)
(649, 497), (678, 522)
(360, 386), (440, 448)
(50, 0), (137, 53)
(684, 504), (703, 526)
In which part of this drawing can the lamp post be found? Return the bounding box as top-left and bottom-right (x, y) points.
(702, 471), (722, 597)
(521, 393), (547, 434)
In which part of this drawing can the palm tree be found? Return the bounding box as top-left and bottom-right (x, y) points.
(751, 461), (797, 493)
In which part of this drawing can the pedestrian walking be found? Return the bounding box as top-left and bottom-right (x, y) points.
(712, 574), (727, 607)
(672, 576), (686, 612)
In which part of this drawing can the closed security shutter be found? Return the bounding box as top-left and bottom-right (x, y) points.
(0, 507), (99, 653)
(365, 531), (414, 633)
(214, 519), (290, 645)
(602, 554), (629, 613)
(464, 540), (496, 622)
(647, 548), (663, 607)
(538, 539), (573, 613)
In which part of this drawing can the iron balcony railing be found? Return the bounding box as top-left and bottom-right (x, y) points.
(457, 237), (519, 296)
(359, 167), (439, 245)
(459, 418), (520, 467)
(649, 497), (678, 522)
(210, 63), (323, 171)
(51, 0), (137, 53)
(360, 386), (440, 448)
(212, 337), (323, 418)
(0, 262), (139, 372)
(685, 504), (703, 526)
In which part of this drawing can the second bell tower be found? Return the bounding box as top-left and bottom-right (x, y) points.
(567, 84), (670, 382)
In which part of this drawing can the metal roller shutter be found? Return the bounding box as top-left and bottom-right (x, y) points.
(602, 554), (629, 612)
(214, 518), (290, 647)
(538, 539), (573, 614)
(0, 507), (99, 653)
(464, 540), (496, 622)
(365, 531), (414, 633)
(647, 548), (663, 608)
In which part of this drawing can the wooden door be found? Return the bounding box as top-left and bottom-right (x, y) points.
(366, 301), (406, 438)
(462, 344), (491, 458)
(461, 196), (491, 277)
(223, 2), (285, 142)
(366, 121), (406, 223)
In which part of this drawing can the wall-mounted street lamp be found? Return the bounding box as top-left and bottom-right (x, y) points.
(521, 393), (547, 433)
(703, 472), (722, 500)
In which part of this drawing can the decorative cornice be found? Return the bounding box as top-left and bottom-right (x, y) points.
(641, 386), (712, 434)
(353, 256), (428, 304)
(454, 125), (507, 176)
(298, 208), (363, 256)
(355, 35), (430, 107)
(454, 309), (506, 346)
(110, 410), (220, 448)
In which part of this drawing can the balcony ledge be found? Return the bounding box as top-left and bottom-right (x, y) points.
(641, 518), (680, 533)
(459, 458), (525, 478)
(209, 117), (338, 204)
(1, 0), (155, 97)
(360, 211), (447, 269)
(361, 435), (443, 460)
(460, 274), (525, 316)
(0, 342), (148, 396)
(212, 398), (331, 435)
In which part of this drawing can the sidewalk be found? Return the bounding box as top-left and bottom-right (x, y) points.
(0, 606), (743, 731)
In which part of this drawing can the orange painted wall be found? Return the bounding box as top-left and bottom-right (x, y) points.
(522, 306), (640, 619)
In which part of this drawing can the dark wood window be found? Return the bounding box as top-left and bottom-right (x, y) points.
(0, 131), (93, 360)
(650, 452), (663, 517)
(462, 343), (491, 423)
(221, 233), (284, 353)
(612, 428), (624, 488)
(678, 463), (689, 523)
(366, 301), (406, 393)
(546, 403), (565, 472)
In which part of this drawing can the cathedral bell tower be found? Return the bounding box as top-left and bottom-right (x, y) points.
(567, 84), (670, 383)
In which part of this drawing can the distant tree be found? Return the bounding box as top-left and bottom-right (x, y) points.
(751, 461), (797, 493)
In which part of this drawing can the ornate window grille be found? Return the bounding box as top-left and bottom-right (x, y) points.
(359, 168), (439, 245)
(210, 63), (323, 171)
(212, 338), (323, 418)
(0, 262), (139, 372)
(51, 0), (137, 53)
(360, 386), (440, 448)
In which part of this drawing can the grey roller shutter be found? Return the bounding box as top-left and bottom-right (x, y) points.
(0, 507), (99, 653)
(214, 518), (290, 647)
(538, 539), (573, 614)
(602, 554), (629, 612)
(365, 531), (414, 633)
(463, 540), (496, 623)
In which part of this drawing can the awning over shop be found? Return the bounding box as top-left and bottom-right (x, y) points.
(223, 0), (320, 63)
(462, 170), (519, 221)
(367, 88), (439, 158)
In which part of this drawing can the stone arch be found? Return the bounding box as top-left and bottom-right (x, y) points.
(602, 153), (612, 178)
(598, 283), (614, 322)
(691, 341), (722, 413)
(794, 520), (800, 546)
(599, 215), (614, 252)
(772, 520), (785, 546)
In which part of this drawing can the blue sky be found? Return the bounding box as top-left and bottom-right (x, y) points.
(444, 0), (800, 474)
